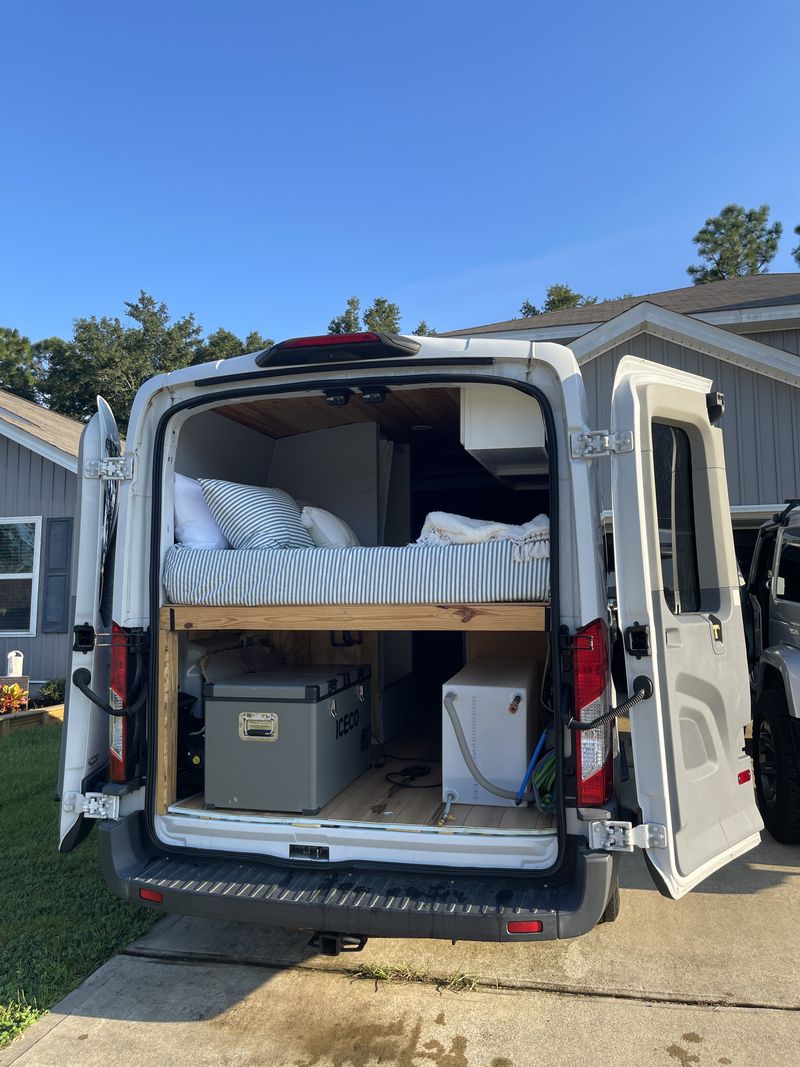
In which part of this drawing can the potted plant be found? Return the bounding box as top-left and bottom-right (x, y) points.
(0, 682), (29, 716)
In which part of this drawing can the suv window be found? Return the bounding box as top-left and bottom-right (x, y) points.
(776, 540), (800, 603)
(652, 423), (701, 614)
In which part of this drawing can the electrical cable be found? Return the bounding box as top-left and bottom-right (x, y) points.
(515, 725), (550, 805)
(385, 764), (442, 789)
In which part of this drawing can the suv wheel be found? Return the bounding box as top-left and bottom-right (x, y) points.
(753, 689), (800, 844)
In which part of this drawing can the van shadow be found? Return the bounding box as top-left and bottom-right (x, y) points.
(52, 919), (321, 1026)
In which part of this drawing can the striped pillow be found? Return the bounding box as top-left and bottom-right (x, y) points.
(198, 480), (314, 550)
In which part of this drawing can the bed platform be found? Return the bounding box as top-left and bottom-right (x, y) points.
(161, 602), (548, 632)
(155, 601), (549, 816)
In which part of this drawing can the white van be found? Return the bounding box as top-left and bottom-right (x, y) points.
(58, 333), (762, 949)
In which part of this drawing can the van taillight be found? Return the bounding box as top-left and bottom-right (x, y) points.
(108, 622), (127, 783)
(573, 618), (613, 807)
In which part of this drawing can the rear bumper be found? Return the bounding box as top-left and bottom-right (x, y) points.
(100, 813), (618, 942)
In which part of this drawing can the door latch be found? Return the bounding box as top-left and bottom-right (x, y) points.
(73, 622), (96, 652)
(624, 622), (651, 659)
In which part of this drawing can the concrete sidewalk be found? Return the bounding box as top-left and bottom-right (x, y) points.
(1, 953), (796, 1067)
(2, 835), (799, 1066)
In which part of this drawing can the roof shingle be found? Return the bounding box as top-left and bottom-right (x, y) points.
(443, 272), (800, 336)
(0, 388), (84, 461)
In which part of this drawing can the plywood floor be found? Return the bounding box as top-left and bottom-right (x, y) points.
(171, 744), (557, 834)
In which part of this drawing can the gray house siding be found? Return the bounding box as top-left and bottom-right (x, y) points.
(580, 331), (800, 514)
(0, 436), (77, 684)
(740, 328), (800, 356)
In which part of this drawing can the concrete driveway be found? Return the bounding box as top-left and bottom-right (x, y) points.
(6, 738), (800, 1067)
(3, 831), (798, 1067)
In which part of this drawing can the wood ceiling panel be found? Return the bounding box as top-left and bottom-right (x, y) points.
(218, 387), (461, 441)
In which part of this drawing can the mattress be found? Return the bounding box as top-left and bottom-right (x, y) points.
(163, 541), (550, 606)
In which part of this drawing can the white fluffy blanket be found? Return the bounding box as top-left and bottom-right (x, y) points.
(415, 512), (550, 561)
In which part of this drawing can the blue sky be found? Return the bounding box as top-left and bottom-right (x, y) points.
(2, 1), (799, 343)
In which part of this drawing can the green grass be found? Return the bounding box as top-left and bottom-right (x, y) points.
(0, 724), (158, 1047)
(354, 962), (479, 992)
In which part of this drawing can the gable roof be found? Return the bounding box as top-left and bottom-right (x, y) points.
(443, 273), (800, 337)
(570, 301), (800, 389)
(0, 389), (83, 473)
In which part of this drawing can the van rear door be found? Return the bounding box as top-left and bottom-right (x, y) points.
(609, 356), (761, 898)
(58, 397), (123, 851)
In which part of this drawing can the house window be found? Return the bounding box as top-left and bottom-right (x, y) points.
(651, 424), (701, 614)
(0, 517), (42, 636)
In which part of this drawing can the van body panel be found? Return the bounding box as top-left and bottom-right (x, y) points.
(59, 337), (761, 937)
(609, 356), (762, 898)
(58, 398), (122, 848)
(98, 811), (616, 942)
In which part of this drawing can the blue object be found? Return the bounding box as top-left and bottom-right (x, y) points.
(516, 725), (550, 804)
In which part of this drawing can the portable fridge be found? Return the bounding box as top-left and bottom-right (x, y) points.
(204, 664), (371, 813)
(442, 658), (541, 807)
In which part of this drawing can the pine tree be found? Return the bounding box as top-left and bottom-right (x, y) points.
(687, 204), (782, 284)
(328, 296), (361, 334)
(363, 297), (401, 334)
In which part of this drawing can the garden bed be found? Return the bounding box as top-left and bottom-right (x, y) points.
(0, 706), (64, 739)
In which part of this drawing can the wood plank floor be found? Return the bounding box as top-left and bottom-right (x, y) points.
(172, 742), (556, 834)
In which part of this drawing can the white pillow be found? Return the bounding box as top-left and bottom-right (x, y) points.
(174, 473), (229, 549)
(301, 506), (360, 548)
(199, 479), (314, 549)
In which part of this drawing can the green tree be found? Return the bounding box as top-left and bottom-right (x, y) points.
(412, 320), (437, 336)
(123, 291), (202, 374)
(363, 296), (401, 334)
(687, 203), (783, 284)
(0, 327), (38, 401)
(328, 296), (361, 334)
(39, 292), (202, 429)
(792, 224), (800, 268)
(243, 330), (273, 352)
(196, 328), (245, 364)
(193, 328), (273, 365)
(40, 315), (130, 423)
(519, 284), (597, 317)
(543, 284), (597, 312)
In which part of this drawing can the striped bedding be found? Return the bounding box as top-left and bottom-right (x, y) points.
(163, 541), (550, 606)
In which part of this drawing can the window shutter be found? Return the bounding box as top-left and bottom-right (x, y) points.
(42, 518), (73, 633)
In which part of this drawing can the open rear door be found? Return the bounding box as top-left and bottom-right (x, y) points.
(58, 397), (122, 851)
(610, 356), (761, 898)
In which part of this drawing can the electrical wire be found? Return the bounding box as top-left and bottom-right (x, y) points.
(385, 764), (442, 789)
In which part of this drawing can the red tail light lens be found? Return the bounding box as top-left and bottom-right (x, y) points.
(108, 622), (127, 784)
(507, 920), (543, 934)
(258, 332), (421, 368)
(573, 618), (613, 807)
(279, 332), (380, 348)
(139, 888), (163, 903)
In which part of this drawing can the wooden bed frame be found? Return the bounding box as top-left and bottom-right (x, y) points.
(155, 602), (549, 815)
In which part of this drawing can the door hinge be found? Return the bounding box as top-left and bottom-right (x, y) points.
(571, 430), (634, 458)
(589, 819), (667, 852)
(84, 454), (135, 480)
(63, 791), (120, 820)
